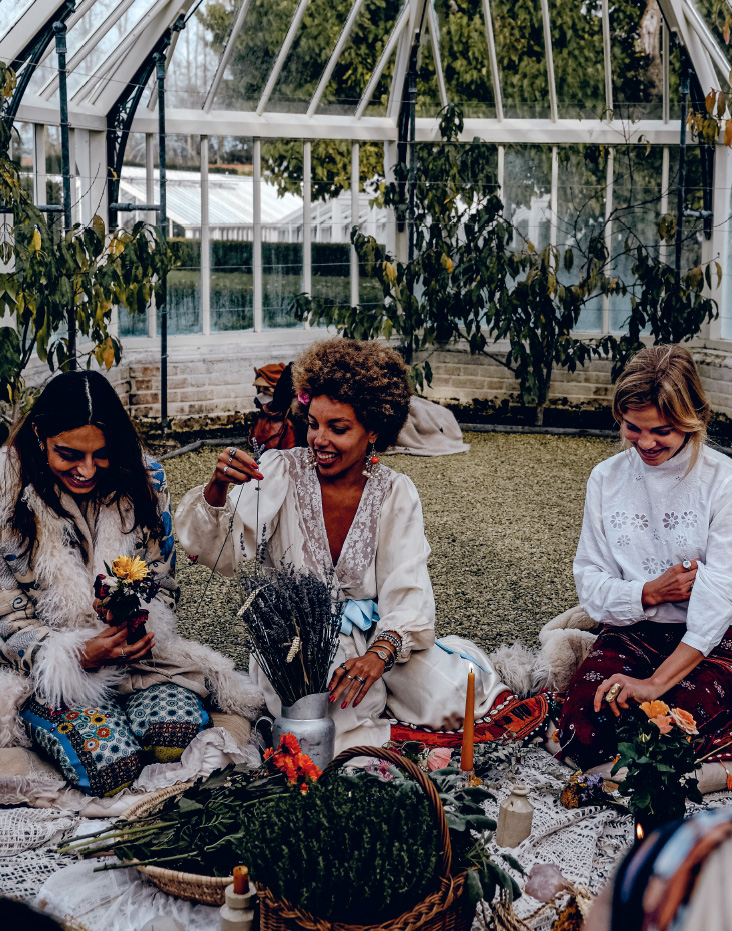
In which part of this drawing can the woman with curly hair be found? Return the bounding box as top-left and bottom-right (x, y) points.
(0, 372), (261, 797)
(176, 338), (506, 752)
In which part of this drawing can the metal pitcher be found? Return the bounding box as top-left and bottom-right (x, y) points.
(272, 692), (336, 770)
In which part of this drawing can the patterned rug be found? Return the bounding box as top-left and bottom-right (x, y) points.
(390, 691), (550, 746)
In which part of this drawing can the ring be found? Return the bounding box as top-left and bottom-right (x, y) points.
(683, 559), (692, 570)
(223, 465), (229, 476)
(229, 447), (238, 457)
(344, 674), (353, 680)
(356, 676), (366, 683)
(228, 455), (234, 465)
(120, 652), (128, 661)
(340, 662), (348, 670)
(605, 683), (621, 703)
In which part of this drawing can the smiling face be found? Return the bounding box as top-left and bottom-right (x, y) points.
(620, 404), (688, 466)
(43, 425), (110, 496)
(307, 396), (377, 482)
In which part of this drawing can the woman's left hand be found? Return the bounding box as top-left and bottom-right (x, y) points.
(593, 674), (663, 717)
(329, 653), (387, 709)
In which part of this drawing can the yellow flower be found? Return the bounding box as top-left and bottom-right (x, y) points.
(112, 555), (149, 582)
(639, 700), (670, 719)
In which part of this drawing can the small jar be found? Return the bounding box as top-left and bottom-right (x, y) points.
(495, 784), (534, 848)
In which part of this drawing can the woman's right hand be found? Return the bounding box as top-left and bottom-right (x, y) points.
(80, 626), (155, 670)
(642, 559), (698, 607)
(204, 446), (264, 507)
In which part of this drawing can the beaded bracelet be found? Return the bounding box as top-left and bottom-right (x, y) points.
(376, 631), (402, 655)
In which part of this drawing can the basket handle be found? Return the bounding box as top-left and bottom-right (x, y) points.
(322, 745), (453, 881)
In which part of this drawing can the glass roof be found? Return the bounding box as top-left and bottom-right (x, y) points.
(0, 0), (729, 137)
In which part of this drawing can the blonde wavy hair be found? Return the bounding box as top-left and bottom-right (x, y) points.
(612, 345), (710, 468)
(292, 338), (411, 451)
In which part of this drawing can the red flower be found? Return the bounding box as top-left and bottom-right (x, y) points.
(265, 733), (322, 787)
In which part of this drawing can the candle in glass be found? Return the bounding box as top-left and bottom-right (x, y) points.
(460, 663), (475, 772)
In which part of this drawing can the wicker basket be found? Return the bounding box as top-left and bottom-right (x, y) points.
(257, 745), (475, 931)
(123, 782), (233, 905)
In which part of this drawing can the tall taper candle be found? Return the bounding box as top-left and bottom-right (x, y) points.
(460, 662), (475, 772)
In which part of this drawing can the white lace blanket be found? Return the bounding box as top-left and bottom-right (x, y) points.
(3, 748), (730, 930)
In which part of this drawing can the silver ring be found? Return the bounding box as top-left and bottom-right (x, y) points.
(229, 447), (238, 458)
(228, 455), (234, 465)
(223, 465), (229, 476)
(120, 652), (127, 662)
(356, 676), (366, 683)
(339, 662), (348, 670)
(344, 674), (354, 680)
(682, 559), (692, 570)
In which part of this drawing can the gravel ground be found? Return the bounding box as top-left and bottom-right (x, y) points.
(164, 432), (616, 669)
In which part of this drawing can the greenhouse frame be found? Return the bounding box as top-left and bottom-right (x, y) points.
(2, 0), (732, 420)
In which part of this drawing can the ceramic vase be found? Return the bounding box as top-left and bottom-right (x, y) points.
(495, 784), (534, 848)
(272, 692), (336, 770)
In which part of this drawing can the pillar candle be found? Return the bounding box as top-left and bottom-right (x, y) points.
(233, 865), (249, 895)
(460, 663), (475, 772)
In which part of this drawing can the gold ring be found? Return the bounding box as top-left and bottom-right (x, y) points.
(605, 683), (621, 703)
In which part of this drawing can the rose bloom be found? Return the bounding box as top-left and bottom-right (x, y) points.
(669, 707), (699, 735)
(640, 700), (670, 719)
(649, 714), (673, 735)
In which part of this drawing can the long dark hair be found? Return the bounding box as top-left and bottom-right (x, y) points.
(6, 371), (163, 561)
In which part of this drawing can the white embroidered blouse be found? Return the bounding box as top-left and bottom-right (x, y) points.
(174, 448), (436, 660)
(574, 442), (732, 655)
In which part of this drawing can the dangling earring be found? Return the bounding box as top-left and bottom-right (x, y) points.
(362, 442), (379, 479)
(306, 447), (317, 469)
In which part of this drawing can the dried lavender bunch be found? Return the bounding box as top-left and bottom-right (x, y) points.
(238, 558), (344, 706)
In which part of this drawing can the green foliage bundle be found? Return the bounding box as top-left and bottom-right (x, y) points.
(611, 702), (702, 824)
(296, 104), (719, 421)
(0, 62), (178, 436)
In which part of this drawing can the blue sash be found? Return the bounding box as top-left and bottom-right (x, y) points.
(340, 599), (379, 635)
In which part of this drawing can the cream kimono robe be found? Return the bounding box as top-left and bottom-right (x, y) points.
(175, 447), (506, 752)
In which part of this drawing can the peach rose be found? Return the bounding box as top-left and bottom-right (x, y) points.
(649, 714), (673, 734)
(640, 700), (670, 719)
(669, 707), (699, 735)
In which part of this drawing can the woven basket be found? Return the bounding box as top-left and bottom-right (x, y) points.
(257, 745), (475, 931)
(123, 782), (233, 906)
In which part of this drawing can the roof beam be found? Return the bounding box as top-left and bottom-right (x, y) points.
(0, 0), (69, 62)
(540, 0), (557, 121)
(427, 1), (448, 110)
(355, 1), (410, 118)
(482, 0), (503, 121)
(203, 0), (253, 113)
(256, 0), (311, 115)
(307, 0), (366, 117)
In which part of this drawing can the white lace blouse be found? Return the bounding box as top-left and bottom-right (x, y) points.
(174, 448), (436, 660)
(574, 442), (732, 655)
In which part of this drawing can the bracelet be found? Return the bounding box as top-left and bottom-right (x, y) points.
(376, 632), (402, 655)
(367, 648), (395, 672)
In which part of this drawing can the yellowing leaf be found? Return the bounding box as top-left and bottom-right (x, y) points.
(441, 254), (454, 274)
(30, 229), (41, 253)
(724, 21), (730, 45)
(383, 261), (397, 286)
(725, 119), (732, 147)
(101, 338), (115, 371)
(706, 90), (716, 115)
(91, 215), (106, 241)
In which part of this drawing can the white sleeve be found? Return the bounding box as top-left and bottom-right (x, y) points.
(573, 470), (648, 625)
(682, 477), (732, 655)
(174, 449), (290, 577)
(373, 474), (436, 661)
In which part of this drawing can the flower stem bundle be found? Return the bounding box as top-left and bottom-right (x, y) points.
(238, 559), (343, 706)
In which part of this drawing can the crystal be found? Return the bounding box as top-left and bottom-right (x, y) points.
(524, 862), (568, 902)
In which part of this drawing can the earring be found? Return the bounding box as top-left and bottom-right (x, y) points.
(306, 447), (317, 469)
(362, 443), (379, 479)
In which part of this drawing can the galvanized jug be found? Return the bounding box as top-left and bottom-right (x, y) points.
(272, 692), (336, 770)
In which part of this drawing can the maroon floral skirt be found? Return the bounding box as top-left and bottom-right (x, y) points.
(557, 622), (732, 769)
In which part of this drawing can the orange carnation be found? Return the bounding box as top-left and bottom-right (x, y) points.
(640, 700), (670, 719)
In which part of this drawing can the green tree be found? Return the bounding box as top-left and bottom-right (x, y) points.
(294, 105), (718, 423)
(0, 64), (178, 437)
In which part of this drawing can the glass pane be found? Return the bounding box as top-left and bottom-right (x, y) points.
(555, 145), (608, 332)
(166, 11), (220, 109)
(549, 0), (605, 119)
(425, 0), (496, 118)
(263, 139), (302, 328)
(491, 0), (550, 119)
(0, 0), (35, 39)
(316, 0), (404, 116)
(503, 145), (552, 251)
(608, 146), (665, 332)
(611, 0), (663, 120)
(268, 0), (351, 114)
(205, 0), (300, 111)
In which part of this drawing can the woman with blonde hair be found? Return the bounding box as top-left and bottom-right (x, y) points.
(176, 338), (508, 753)
(557, 344), (732, 768)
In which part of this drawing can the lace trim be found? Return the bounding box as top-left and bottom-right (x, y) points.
(286, 448), (394, 591)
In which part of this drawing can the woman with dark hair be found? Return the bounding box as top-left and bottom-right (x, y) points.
(0, 371), (261, 797)
(176, 338), (507, 752)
